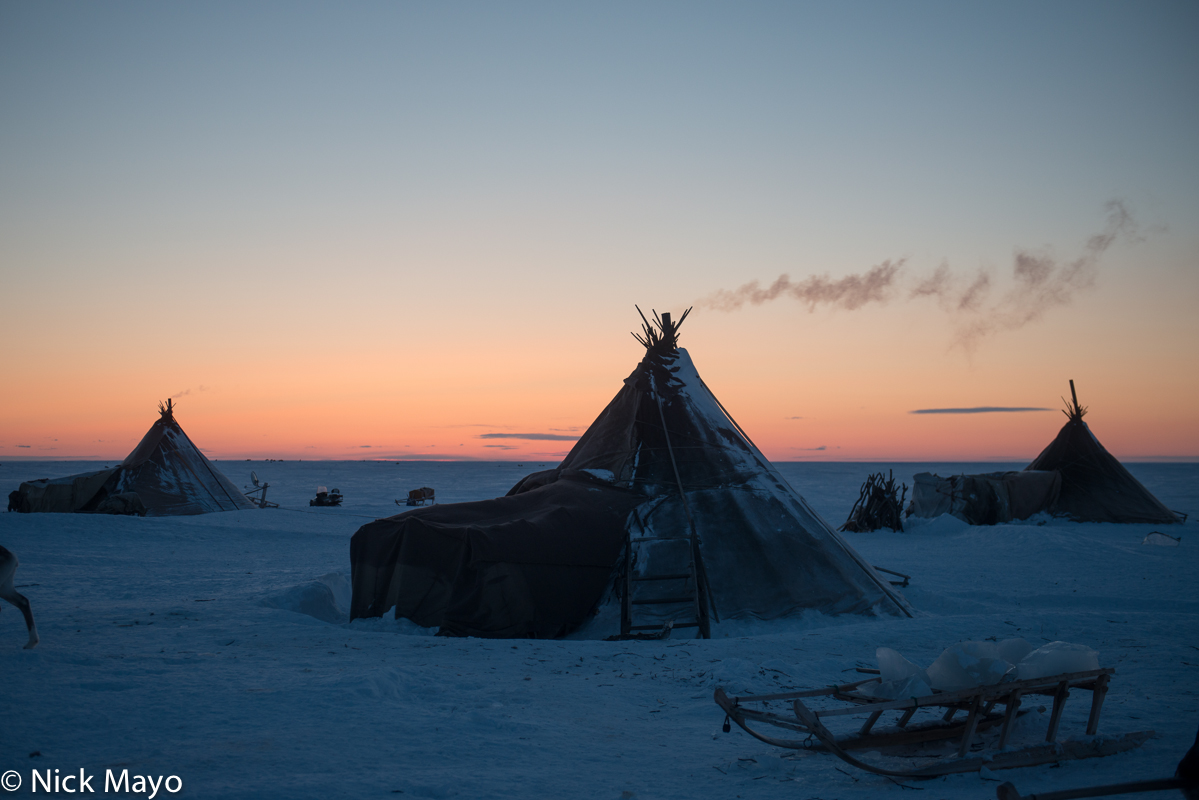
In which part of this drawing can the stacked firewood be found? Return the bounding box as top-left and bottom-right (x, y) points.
(840, 470), (908, 532)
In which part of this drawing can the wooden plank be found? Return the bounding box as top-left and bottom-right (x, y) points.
(631, 573), (691, 581)
(995, 776), (1185, 800)
(628, 621), (698, 631)
(1085, 673), (1109, 736)
(916, 731), (1155, 778)
(957, 695), (983, 758)
(998, 690), (1022, 750)
(833, 713), (1009, 751)
(631, 596), (695, 605)
(804, 669), (1112, 719)
(735, 709), (811, 735)
(731, 677), (881, 703)
(1046, 681), (1071, 742)
(859, 710), (883, 736)
(620, 525), (632, 637)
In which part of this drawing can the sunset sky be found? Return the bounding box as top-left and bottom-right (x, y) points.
(2, 1), (1197, 462)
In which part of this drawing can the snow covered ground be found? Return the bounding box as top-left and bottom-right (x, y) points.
(1, 460), (1195, 799)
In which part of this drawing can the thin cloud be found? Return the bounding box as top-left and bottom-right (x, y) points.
(362, 452), (485, 461)
(911, 407), (1051, 414)
(793, 445), (827, 451)
(786, 416), (804, 420)
(478, 433), (580, 441)
(484, 444), (517, 450)
(437, 423), (510, 429)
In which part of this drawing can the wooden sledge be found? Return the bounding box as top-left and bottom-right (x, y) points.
(398, 487), (435, 507)
(714, 667), (1154, 778)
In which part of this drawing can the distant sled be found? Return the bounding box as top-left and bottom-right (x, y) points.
(397, 487), (435, 507)
(244, 472), (278, 509)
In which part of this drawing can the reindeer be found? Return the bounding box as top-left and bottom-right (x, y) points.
(0, 544), (39, 648)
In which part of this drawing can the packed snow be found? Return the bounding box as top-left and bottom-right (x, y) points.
(1, 459), (1196, 798)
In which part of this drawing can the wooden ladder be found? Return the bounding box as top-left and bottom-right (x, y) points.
(619, 520), (708, 638)
(616, 363), (714, 639)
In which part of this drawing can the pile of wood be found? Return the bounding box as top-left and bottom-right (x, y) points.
(631, 305), (690, 352)
(840, 470), (907, 532)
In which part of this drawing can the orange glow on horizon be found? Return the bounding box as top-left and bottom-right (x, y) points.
(4, 318), (1196, 464)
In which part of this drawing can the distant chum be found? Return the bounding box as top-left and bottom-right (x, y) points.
(909, 382), (1183, 526)
(8, 399), (255, 516)
(349, 309), (911, 640)
(1026, 382), (1182, 524)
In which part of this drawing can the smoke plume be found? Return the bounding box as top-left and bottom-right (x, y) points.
(704, 260), (904, 312)
(701, 201), (1138, 350)
(171, 385), (209, 400)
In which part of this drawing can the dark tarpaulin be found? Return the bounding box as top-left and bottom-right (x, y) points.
(1026, 414), (1180, 524)
(349, 470), (641, 638)
(11, 401), (254, 516)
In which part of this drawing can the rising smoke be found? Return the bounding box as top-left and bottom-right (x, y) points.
(701, 201), (1138, 350)
(704, 260), (904, 312)
(171, 385), (209, 400)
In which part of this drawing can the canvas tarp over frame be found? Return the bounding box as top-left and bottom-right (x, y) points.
(908, 470), (1061, 526)
(1026, 410), (1181, 524)
(11, 401), (254, 516)
(559, 340), (912, 627)
(349, 470), (641, 638)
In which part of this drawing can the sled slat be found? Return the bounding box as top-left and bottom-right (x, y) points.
(631, 596), (695, 605)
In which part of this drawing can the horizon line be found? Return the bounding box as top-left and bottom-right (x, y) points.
(4, 455), (1198, 464)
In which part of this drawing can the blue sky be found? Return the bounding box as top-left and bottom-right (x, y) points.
(2, 1), (1196, 459)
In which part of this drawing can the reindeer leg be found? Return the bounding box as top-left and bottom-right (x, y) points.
(2, 590), (39, 649)
(0, 546), (38, 648)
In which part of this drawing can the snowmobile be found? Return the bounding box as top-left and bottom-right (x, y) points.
(310, 486), (343, 507)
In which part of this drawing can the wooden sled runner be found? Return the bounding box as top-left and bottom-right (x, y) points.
(996, 725), (1198, 799)
(715, 667), (1154, 778)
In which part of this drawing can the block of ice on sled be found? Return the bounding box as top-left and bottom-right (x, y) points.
(1015, 641), (1100, 680)
(877, 646), (927, 683)
(926, 641), (1015, 691)
(864, 673), (934, 700)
